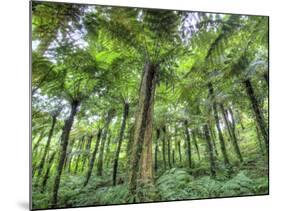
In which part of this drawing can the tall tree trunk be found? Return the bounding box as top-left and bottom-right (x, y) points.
(41, 151), (56, 193)
(167, 128), (172, 169)
(37, 115), (57, 178)
(191, 130), (200, 161)
(208, 83), (230, 167)
(184, 120), (192, 168)
(236, 110), (245, 130)
(113, 102), (129, 186)
(128, 62), (157, 200)
(220, 104), (243, 162)
(81, 135), (93, 172)
(243, 79), (269, 155)
(162, 126), (167, 170)
(105, 130), (112, 168)
(177, 140), (182, 164)
(203, 125), (216, 177)
(74, 136), (85, 174)
(154, 129), (160, 173)
(209, 124), (219, 156)
(126, 125), (134, 168)
(64, 138), (74, 172)
(84, 129), (102, 187)
(51, 100), (79, 208)
(97, 109), (115, 176)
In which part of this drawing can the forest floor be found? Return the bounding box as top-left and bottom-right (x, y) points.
(32, 154), (268, 209)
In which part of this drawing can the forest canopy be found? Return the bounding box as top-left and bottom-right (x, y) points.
(31, 1), (269, 210)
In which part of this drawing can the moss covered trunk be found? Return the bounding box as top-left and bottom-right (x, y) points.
(128, 62), (157, 199)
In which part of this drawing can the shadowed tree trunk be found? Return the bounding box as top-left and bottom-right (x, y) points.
(74, 136), (85, 174)
(81, 135), (93, 172)
(41, 151), (56, 193)
(51, 100), (80, 208)
(97, 109), (115, 176)
(235, 110), (245, 130)
(191, 130), (200, 161)
(126, 125), (134, 168)
(128, 62), (157, 200)
(162, 126), (167, 170)
(84, 129), (102, 187)
(105, 130), (112, 168)
(184, 120), (192, 168)
(208, 83), (230, 167)
(243, 79), (269, 155)
(64, 138), (75, 172)
(220, 104), (243, 162)
(203, 125), (216, 177)
(113, 102), (129, 186)
(37, 115), (57, 178)
(209, 124), (219, 156)
(167, 128), (172, 169)
(154, 129), (160, 173)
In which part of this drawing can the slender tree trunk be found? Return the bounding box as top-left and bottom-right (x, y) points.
(37, 116), (57, 178)
(74, 136), (85, 174)
(208, 83), (230, 167)
(51, 100), (79, 208)
(64, 138), (74, 172)
(81, 135), (93, 172)
(33, 131), (45, 154)
(105, 130), (112, 168)
(97, 109), (115, 176)
(191, 130), (200, 161)
(243, 79), (269, 155)
(41, 151), (56, 193)
(126, 125), (134, 168)
(184, 120), (192, 168)
(220, 104), (243, 162)
(177, 140), (182, 164)
(128, 62), (157, 200)
(236, 110), (245, 130)
(162, 126), (167, 170)
(167, 128), (172, 169)
(209, 124), (219, 156)
(113, 102), (129, 185)
(203, 125), (216, 177)
(154, 129), (160, 173)
(84, 129), (102, 187)
(172, 149), (175, 165)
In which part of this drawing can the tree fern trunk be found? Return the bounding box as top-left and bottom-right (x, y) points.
(51, 100), (79, 208)
(128, 62), (157, 200)
(84, 129), (102, 187)
(243, 79), (269, 155)
(208, 83), (230, 167)
(113, 102), (129, 185)
(37, 115), (57, 178)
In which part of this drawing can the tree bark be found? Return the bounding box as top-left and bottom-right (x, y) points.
(167, 128), (172, 169)
(41, 151), (56, 193)
(97, 109), (115, 176)
(74, 136), (85, 174)
(81, 135), (93, 172)
(113, 102), (129, 185)
(184, 120), (192, 168)
(162, 126), (167, 170)
(220, 104), (243, 162)
(208, 83), (230, 167)
(51, 100), (79, 208)
(191, 130), (200, 161)
(203, 125), (216, 177)
(128, 62), (157, 199)
(154, 129), (160, 173)
(37, 115), (57, 178)
(243, 79), (269, 155)
(84, 129), (102, 187)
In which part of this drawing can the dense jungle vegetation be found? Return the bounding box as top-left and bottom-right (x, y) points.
(31, 2), (269, 209)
